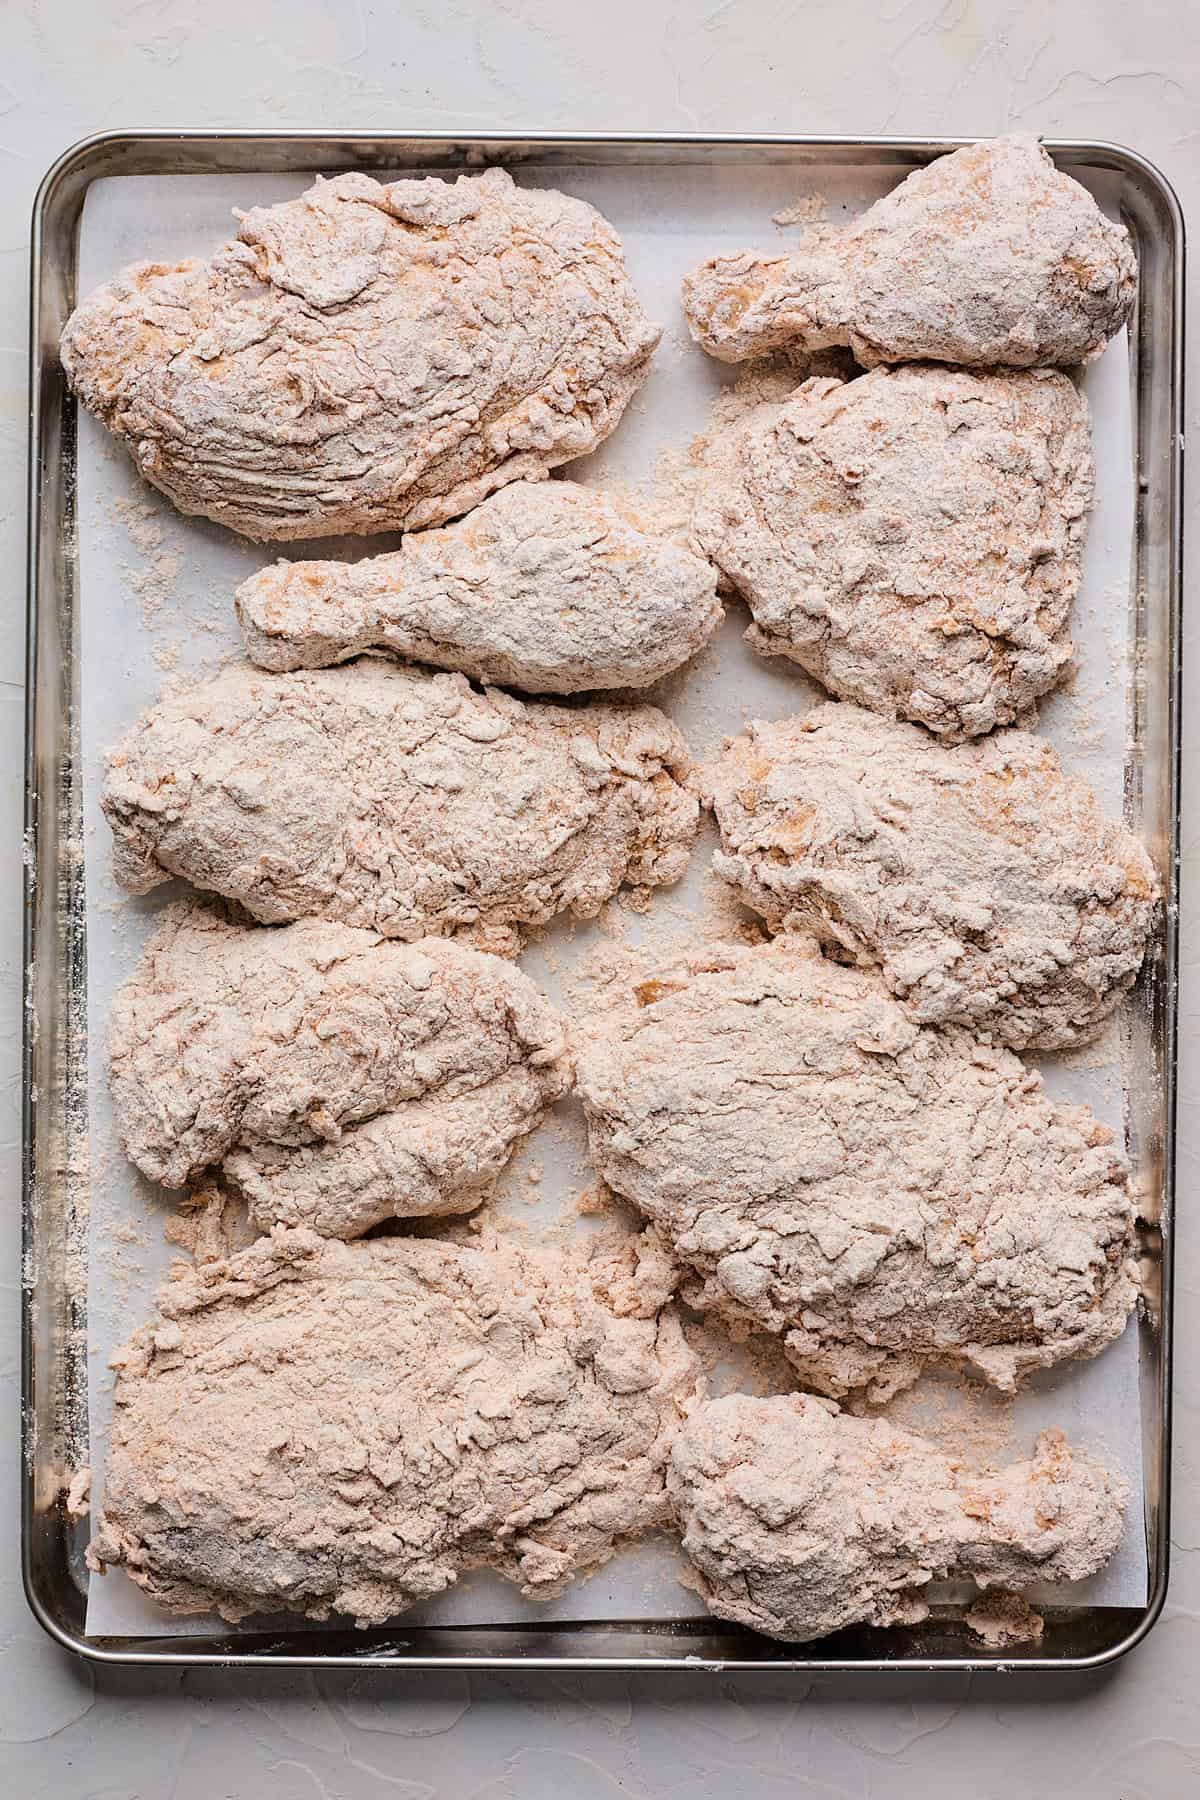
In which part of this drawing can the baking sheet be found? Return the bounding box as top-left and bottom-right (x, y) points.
(76, 160), (1147, 1639)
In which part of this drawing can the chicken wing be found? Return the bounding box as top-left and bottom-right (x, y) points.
(237, 479), (723, 693)
(62, 169), (659, 540)
(706, 703), (1158, 1050)
(669, 1393), (1127, 1644)
(103, 662), (699, 940)
(682, 136), (1135, 369)
(88, 1229), (702, 1625)
(575, 941), (1136, 1401)
(694, 365), (1092, 740)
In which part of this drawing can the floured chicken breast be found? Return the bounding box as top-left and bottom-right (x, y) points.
(110, 901), (570, 1236)
(683, 136), (1135, 370)
(707, 704), (1158, 1050)
(61, 168), (659, 541)
(237, 479), (723, 692)
(575, 940), (1136, 1402)
(87, 1229), (702, 1625)
(694, 365), (1091, 740)
(103, 662), (699, 940)
(669, 1393), (1127, 1644)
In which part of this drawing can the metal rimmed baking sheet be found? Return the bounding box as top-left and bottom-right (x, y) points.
(24, 131), (1183, 1669)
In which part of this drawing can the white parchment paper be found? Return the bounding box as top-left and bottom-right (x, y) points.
(77, 160), (1147, 1638)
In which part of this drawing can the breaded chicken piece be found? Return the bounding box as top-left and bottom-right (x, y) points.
(88, 1230), (702, 1625)
(706, 704), (1158, 1050)
(237, 479), (722, 693)
(693, 366), (1092, 740)
(222, 1071), (558, 1240)
(62, 170), (659, 540)
(103, 662), (699, 941)
(575, 941), (1136, 1402)
(110, 901), (570, 1236)
(669, 1393), (1127, 1644)
(682, 136), (1135, 369)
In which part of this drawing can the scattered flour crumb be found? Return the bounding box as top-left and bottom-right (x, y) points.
(66, 1466), (92, 1518)
(113, 495), (184, 625)
(965, 1591), (1045, 1647)
(772, 191), (827, 227)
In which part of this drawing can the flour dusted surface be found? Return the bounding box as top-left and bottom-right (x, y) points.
(707, 703), (1158, 1050)
(669, 1393), (1128, 1643)
(682, 136), (1136, 369)
(88, 1229), (703, 1626)
(237, 479), (723, 693)
(103, 661), (700, 940)
(694, 365), (1092, 741)
(62, 169), (660, 541)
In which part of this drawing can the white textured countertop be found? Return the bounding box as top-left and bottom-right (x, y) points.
(3, 4), (1198, 1795)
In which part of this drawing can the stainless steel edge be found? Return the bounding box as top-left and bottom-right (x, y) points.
(23, 129), (1185, 1671)
(21, 115), (47, 1656)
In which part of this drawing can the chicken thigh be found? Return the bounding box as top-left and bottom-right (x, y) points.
(706, 704), (1158, 1050)
(694, 365), (1092, 740)
(575, 940), (1136, 1401)
(110, 901), (570, 1236)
